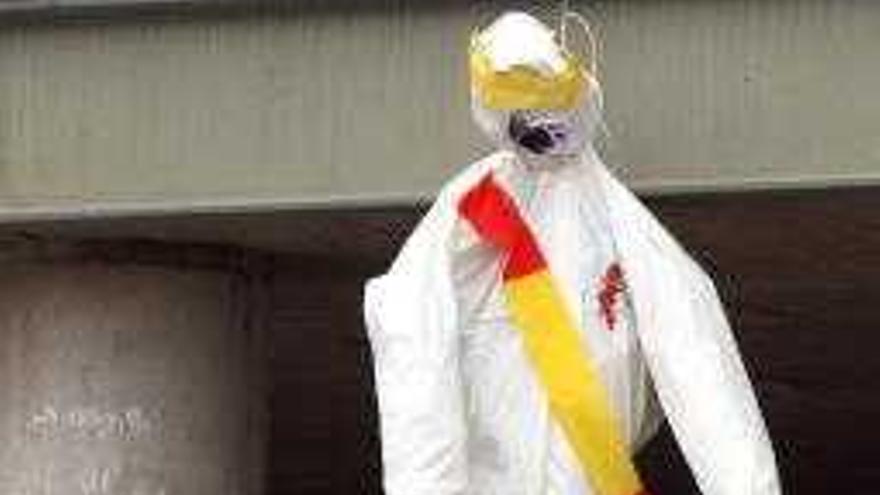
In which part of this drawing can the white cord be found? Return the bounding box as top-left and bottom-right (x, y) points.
(561, 9), (599, 79)
(559, 0), (571, 49)
(559, 8), (612, 144)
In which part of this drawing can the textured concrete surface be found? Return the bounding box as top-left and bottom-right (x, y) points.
(0, 0), (878, 218)
(0, 242), (268, 495)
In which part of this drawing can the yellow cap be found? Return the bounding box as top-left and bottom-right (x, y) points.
(469, 38), (589, 111)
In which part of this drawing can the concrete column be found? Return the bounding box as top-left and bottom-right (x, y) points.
(0, 239), (268, 495)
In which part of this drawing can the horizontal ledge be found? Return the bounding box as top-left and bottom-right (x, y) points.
(0, 180), (876, 265)
(0, 0), (464, 23)
(0, 170), (878, 224)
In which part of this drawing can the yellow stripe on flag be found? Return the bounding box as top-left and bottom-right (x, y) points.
(505, 271), (643, 495)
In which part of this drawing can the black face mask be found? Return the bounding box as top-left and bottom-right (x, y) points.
(507, 113), (556, 155)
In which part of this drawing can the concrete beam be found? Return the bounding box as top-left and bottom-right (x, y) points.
(0, 1), (877, 219)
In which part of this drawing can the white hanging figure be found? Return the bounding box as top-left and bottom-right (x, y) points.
(364, 11), (782, 495)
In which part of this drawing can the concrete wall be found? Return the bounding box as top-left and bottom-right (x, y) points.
(0, 241), (268, 494)
(0, 0), (878, 219)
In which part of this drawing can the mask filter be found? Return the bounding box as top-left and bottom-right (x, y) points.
(508, 113), (567, 155)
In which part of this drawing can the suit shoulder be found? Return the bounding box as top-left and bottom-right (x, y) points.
(435, 151), (512, 204)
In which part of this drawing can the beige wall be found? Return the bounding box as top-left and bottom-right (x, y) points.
(0, 1), (878, 219)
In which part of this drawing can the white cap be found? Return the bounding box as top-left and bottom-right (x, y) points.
(474, 11), (568, 77)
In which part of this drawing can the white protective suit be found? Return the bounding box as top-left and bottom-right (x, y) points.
(364, 11), (781, 495)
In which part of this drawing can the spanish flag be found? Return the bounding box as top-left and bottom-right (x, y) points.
(458, 172), (648, 495)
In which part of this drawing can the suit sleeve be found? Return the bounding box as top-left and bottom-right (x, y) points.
(600, 167), (782, 495)
(363, 200), (470, 495)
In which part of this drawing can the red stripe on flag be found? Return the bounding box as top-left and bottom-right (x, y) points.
(458, 174), (546, 279)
